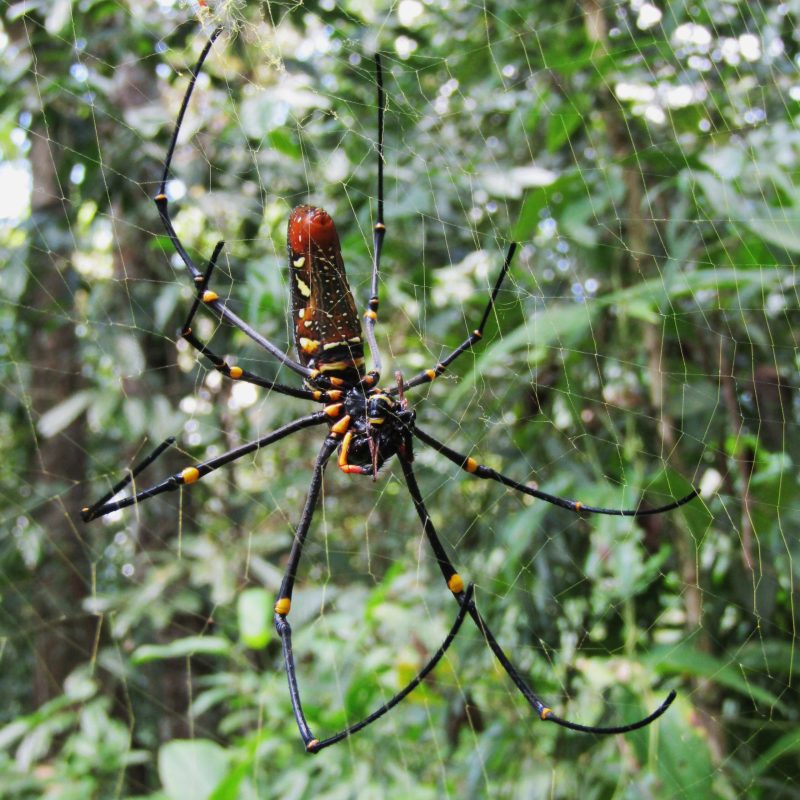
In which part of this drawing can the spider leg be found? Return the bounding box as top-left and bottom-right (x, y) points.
(82, 436), (176, 519)
(394, 242), (517, 394)
(153, 29), (314, 384)
(414, 425), (698, 517)
(399, 453), (677, 735)
(273, 437), (336, 750)
(180, 242), (332, 402)
(274, 435), (475, 753)
(82, 412), (327, 522)
(306, 584), (474, 753)
(361, 53), (385, 388)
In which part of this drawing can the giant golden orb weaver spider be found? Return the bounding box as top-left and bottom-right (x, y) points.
(83, 27), (697, 753)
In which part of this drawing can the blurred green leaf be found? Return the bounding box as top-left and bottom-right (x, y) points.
(750, 728), (800, 777)
(159, 740), (230, 800)
(37, 390), (93, 438)
(649, 641), (786, 712)
(237, 588), (272, 649)
(132, 637), (232, 664)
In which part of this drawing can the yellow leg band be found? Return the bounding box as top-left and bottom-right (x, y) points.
(448, 573), (465, 594)
(228, 366), (243, 379)
(274, 597), (291, 615)
(540, 707), (552, 720)
(181, 467), (200, 484)
(338, 430), (354, 468)
(202, 290), (219, 303)
(330, 415), (351, 436)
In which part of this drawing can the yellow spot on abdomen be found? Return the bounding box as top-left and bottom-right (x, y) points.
(300, 337), (320, 354)
(319, 358), (364, 372)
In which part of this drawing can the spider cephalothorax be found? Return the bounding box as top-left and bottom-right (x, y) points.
(83, 27), (698, 754)
(336, 385), (416, 476)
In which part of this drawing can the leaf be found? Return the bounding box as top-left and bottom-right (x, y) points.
(37, 390), (93, 438)
(546, 107), (583, 153)
(693, 172), (800, 254)
(45, 0), (71, 34)
(751, 728), (800, 776)
(513, 185), (550, 241)
(647, 639), (786, 713)
(237, 588), (272, 650)
(132, 636), (231, 665)
(268, 128), (301, 159)
(560, 196), (599, 247)
(647, 694), (718, 798)
(159, 740), (230, 800)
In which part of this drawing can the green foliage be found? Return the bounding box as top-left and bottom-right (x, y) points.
(1, 0), (797, 797)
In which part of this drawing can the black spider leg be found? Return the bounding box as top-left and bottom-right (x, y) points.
(398, 453), (677, 735)
(180, 242), (326, 402)
(307, 585), (474, 752)
(82, 437), (176, 521)
(153, 28), (322, 386)
(274, 437), (476, 754)
(82, 412), (328, 521)
(273, 437), (336, 750)
(392, 243), (517, 395)
(414, 425), (699, 517)
(361, 53), (385, 388)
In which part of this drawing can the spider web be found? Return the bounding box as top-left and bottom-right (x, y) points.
(1, 0), (798, 797)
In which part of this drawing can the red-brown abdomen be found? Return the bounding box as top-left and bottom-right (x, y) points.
(286, 206), (365, 385)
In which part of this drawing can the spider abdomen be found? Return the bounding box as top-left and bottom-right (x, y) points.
(287, 206), (365, 386)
